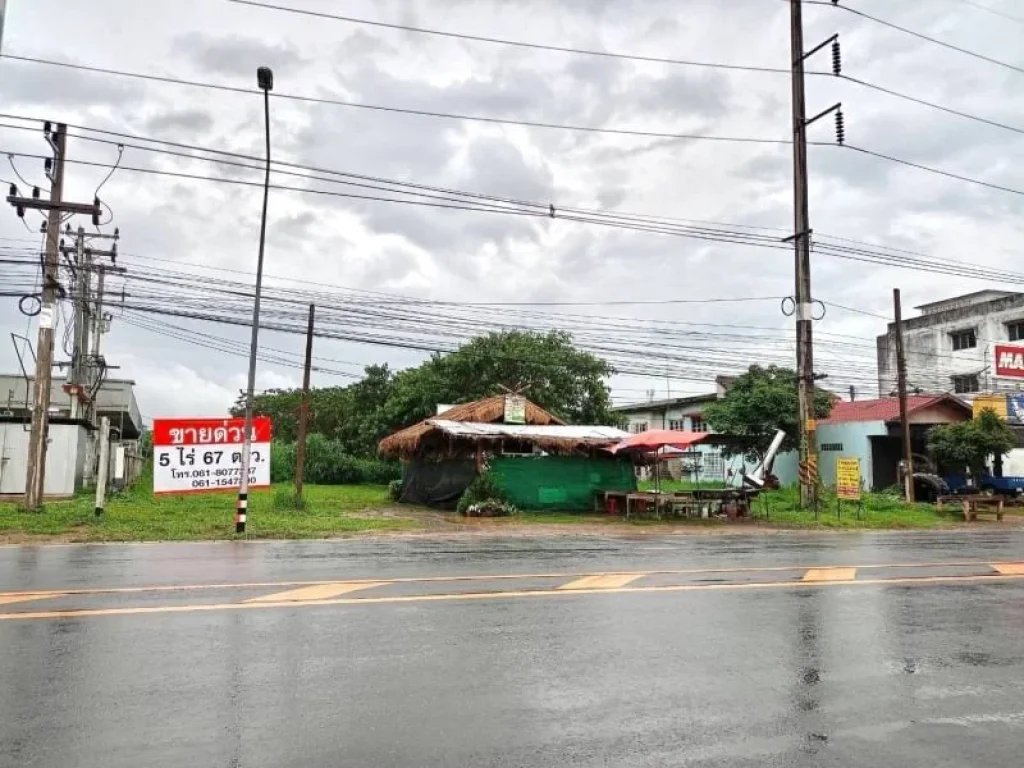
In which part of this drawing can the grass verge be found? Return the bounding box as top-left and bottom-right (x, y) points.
(0, 481), (420, 542)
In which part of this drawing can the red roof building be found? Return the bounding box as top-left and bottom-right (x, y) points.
(821, 395), (971, 425)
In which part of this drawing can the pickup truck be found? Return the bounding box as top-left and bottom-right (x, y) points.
(944, 473), (1024, 497)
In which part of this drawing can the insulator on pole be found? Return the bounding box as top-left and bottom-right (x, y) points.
(832, 39), (842, 76)
(835, 109), (846, 145)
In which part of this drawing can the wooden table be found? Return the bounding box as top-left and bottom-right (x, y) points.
(938, 494), (1005, 522)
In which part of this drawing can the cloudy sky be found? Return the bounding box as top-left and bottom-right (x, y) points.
(1, 0), (1022, 421)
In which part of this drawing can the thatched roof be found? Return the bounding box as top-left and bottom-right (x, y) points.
(379, 395), (565, 458)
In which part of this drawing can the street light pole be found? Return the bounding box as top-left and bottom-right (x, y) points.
(236, 66), (274, 535)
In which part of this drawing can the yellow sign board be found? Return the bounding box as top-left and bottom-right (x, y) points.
(836, 457), (861, 501)
(972, 394), (1008, 420)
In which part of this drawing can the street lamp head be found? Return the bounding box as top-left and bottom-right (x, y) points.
(257, 66), (274, 92)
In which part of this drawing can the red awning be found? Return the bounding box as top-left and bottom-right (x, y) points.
(610, 429), (709, 454)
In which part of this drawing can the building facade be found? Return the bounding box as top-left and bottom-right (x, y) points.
(877, 290), (1024, 397)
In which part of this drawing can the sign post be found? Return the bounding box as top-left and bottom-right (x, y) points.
(153, 417), (272, 495)
(836, 457), (862, 520)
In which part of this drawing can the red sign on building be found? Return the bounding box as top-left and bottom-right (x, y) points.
(994, 343), (1024, 380)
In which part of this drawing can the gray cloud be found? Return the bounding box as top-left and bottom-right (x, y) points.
(173, 33), (308, 78)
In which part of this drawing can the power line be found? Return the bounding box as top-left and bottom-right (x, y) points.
(947, 0), (1024, 24)
(812, 0), (1024, 76)
(0, 55), (793, 146)
(226, 0), (794, 75)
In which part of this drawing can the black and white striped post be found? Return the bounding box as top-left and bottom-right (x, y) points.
(235, 65), (274, 535)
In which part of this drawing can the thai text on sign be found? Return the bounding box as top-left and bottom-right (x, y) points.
(152, 417), (272, 495)
(836, 457), (861, 501)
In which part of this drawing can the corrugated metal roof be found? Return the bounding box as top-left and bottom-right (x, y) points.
(426, 420), (628, 441)
(820, 395), (970, 424)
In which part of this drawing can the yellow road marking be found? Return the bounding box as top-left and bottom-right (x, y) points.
(247, 581), (388, 603)
(0, 593), (64, 606)
(992, 563), (1024, 576)
(803, 567), (857, 582)
(2, 572), (1023, 622)
(558, 573), (644, 590)
(0, 559), (1014, 601)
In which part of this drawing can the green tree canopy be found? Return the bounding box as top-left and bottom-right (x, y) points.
(234, 331), (614, 458)
(927, 408), (1017, 475)
(703, 365), (834, 462)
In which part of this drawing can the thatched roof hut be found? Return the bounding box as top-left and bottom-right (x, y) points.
(379, 395), (566, 459)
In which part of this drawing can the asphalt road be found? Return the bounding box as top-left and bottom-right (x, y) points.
(2, 530), (1024, 767)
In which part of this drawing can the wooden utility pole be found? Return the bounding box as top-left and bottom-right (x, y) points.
(790, 0), (817, 509)
(294, 303), (315, 498)
(23, 124), (66, 510)
(893, 289), (915, 502)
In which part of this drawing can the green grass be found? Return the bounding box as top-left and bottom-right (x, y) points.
(749, 486), (962, 529)
(0, 481), (419, 542)
(638, 479), (729, 492)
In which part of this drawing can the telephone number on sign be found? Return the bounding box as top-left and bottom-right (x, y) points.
(189, 477), (257, 490)
(169, 468), (255, 480)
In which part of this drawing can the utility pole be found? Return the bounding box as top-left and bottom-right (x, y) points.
(790, 0), (817, 509)
(788, 0), (844, 509)
(893, 289), (915, 503)
(94, 415), (110, 517)
(22, 124), (65, 511)
(294, 303), (315, 499)
(66, 226), (91, 419)
(6, 122), (103, 510)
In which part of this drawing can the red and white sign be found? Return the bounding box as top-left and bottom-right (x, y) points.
(152, 417), (272, 495)
(994, 343), (1024, 380)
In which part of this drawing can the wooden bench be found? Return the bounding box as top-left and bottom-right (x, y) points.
(939, 494), (1005, 522)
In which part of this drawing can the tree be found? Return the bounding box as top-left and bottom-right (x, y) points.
(927, 408), (1017, 476)
(383, 331), (614, 429)
(235, 332), (614, 458)
(703, 365), (834, 463)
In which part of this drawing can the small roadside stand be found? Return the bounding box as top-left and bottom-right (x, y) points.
(608, 430), (753, 519)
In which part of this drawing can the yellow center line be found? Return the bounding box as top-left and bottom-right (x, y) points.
(247, 581), (388, 603)
(2, 572), (1023, 622)
(0, 593), (65, 606)
(803, 568), (857, 582)
(1, 559), (1014, 600)
(992, 563), (1024, 576)
(558, 573), (645, 590)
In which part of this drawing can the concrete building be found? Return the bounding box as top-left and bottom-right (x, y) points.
(0, 374), (143, 496)
(814, 395), (972, 491)
(610, 380), (749, 484)
(877, 290), (1024, 397)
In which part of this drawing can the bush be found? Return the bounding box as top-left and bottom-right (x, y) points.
(456, 471), (507, 515)
(273, 486), (307, 511)
(387, 479), (403, 501)
(464, 499), (518, 517)
(268, 434), (401, 485)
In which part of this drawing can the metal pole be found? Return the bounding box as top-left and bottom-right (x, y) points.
(236, 68), (274, 535)
(294, 303), (315, 499)
(94, 415), (109, 517)
(790, 0), (817, 509)
(23, 123), (66, 511)
(894, 289), (915, 502)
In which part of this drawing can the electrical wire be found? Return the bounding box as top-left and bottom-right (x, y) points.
(947, 0), (1024, 24)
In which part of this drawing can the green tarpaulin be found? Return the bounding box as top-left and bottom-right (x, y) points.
(488, 455), (636, 511)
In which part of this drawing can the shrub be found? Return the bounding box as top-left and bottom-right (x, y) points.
(268, 435), (401, 485)
(456, 471), (507, 515)
(273, 486), (307, 511)
(464, 499), (518, 517)
(387, 479), (403, 501)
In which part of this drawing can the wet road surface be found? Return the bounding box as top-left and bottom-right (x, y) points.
(2, 531), (1024, 766)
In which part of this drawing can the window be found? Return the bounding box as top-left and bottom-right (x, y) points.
(500, 439), (535, 456)
(669, 419), (684, 431)
(952, 374), (980, 394)
(631, 422), (648, 434)
(1008, 321), (1024, 342)
(950, 328), (977, 351)
(820, 443), (844, 452)
(690, 416), (708, 433)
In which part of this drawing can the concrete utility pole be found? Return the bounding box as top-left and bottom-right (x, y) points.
(893, 289), (915, 503)
(6, 123), (104, 510)
(94, 416), (110, 517)
(68, 226), (91, 418)
(790, 0), (817, 509)
(294, 303), (315, 500)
